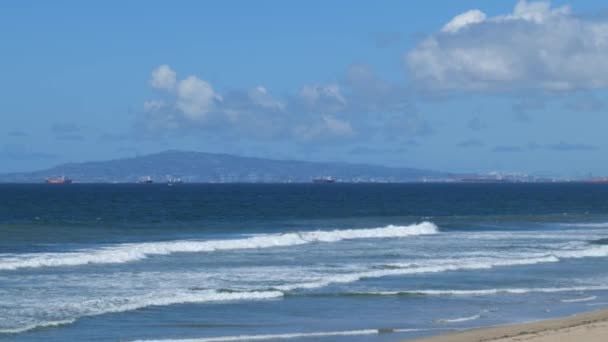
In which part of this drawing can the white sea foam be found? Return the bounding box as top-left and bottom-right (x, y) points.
(358, 285), (608, 296)
(0, 222), (438, 271)
(386, 255), (561, 270)
(561, 295), (597, 303)
(461, 229), (607, 242)
(275, 256), (561, 291)
(0, 319), (76, 334)
(0, 255), (573, 335)
(128, 328), (431, 342)
(554, 245), (608, 259)
(0, 290), (283, 334)
(435, 314), (481, 323)
(79, 290), (284, 314)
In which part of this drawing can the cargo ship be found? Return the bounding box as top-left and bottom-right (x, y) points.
(167, 177), (183, 186)
(457, 177), (509, 183)
(584, 178), (608, 183)
(45, 176), (72, 184)
(138, 176), (153, 184)
(313, 176), (335, 184)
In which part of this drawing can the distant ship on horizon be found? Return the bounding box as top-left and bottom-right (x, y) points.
(167, 176), (183, 186)
(45, 176), (72, 184)
(138, 176), (154, 184)
(313, 176), (335, 184)
(584, 177), (608, 183)
(457, 177), (509, 183)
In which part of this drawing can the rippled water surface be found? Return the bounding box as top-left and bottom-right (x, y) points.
(1, 183), (608, 341)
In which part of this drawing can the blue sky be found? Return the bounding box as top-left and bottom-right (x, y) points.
(2, 0), (608, 176)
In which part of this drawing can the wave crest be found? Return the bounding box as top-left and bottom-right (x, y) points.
(0, 222), (438, 271)
(0, 290), (283, 335)
(274, 256), (560, 291)
(127, 327), (437, 342)
(435, 314), (481, 324)
(561, 295), (597, 303)
(349, 285), (608, 297)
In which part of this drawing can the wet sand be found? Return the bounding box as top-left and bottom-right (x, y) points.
(407, 308), (608, 342)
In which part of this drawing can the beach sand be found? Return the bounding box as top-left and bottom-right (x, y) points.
(407, 308), (608, 342)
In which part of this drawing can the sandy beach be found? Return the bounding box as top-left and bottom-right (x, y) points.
(408, 308), (608, 342)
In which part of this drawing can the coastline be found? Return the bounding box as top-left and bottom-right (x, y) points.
(406, 308), (608, 342)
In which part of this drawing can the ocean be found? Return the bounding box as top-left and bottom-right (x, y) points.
(1, 183), (608, 342)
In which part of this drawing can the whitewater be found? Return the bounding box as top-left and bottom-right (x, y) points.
(3, 222), (608, 336)
(3, 183), (608, 342)
(0, 222), (438, 271)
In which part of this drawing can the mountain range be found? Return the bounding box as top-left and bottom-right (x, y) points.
(0, 150), (451, 183)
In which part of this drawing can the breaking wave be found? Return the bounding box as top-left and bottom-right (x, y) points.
(553, 245), (608, 259)
(0, 319), (76, 335)
(128, 328), (434, 342)
(0, 290), (283, 334)
(561, 295), (597, 303)
(0, 222), (438, 271)
(275, 256), (561, 291)
(347, 285), (608, 297)
(435, 314), (481, 324)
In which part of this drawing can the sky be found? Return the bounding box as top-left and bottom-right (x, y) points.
(2, 0), (608, 177)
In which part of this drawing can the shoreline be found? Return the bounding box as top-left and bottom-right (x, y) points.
(406, 308), (608, 342)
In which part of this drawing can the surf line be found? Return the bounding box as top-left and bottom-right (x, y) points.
(127, 327), (454, 342)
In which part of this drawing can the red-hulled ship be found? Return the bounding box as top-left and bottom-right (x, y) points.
(585, 178), (608, 183)
(45, 176), (73, 184)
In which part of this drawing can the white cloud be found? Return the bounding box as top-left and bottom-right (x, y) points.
(142, 65), (421, 143)
(248, 86), (285, 111)
(407, 0), (608, 91)
(176, 76), (221, 121)
(299, 84), (346, 107)
(147, 66), (222, 122)
(442, 9), (487, 33)
(505, 0), (570, 23)
(441, 1), (570, 34)
(149, 65), (177, 90)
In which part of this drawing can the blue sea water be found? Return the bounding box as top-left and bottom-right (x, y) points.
(1, 183), (608, 342)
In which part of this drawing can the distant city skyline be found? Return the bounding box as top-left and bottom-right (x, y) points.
(2, 0), (608, 177)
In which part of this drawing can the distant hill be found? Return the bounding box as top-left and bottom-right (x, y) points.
(0, 150), (451, 183)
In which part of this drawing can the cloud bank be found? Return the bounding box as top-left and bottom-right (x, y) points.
(141, 64), (428, 143)
(407, 0), (608, 92)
